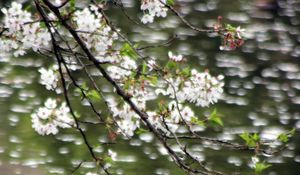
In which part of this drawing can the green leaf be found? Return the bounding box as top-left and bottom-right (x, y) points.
(255, 162), (271, 174)
(24, 4), (31, 11)
(208, 108), (223, 126)
(165, 61), (177, 70)
(104, 156), (113, 164)
(40, 22), (46, 29)
(120, 43), (138, 59)
(278, 133), (288, 143)
(277, 128), (296, 143)
(124, 80), (131, 90)
(70, 0), (76, 11)
(167, 0), (175, 6)
(226, 24), (236, 31)
(142, 62), (148, 74)
(191, 117), (205, 126)
(181, 67), (191, 77)
(87, 90), (101, 101)
(239, 132), (259, 147)
(148, 76), (158, 85)
(240, 133), (256, 147)
(135, 128), (148, 135)
(252, 133), (260, 142)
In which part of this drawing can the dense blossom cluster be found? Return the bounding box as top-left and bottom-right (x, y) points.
(31, 98), (74, 135)
(107, 56), (137, 80)
(157, 70), (224, 107)
(73, 5), (118, 62)
(181, 70), (224, 107)
(140, 0), (168, 24)
(108, 98), (140, 137)
(146, 101), (195, 134)
(0, 2), (51, 57)
(0, 1), (254, 174)
(0, 2), (226, 140)
(39, 66), (59, 92)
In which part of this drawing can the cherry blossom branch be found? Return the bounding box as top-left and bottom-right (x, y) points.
(0, 1), (283, 174)
(39, 1), (220, 174)
(34, 2), (111, 174)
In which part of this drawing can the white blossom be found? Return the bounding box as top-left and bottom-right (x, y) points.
(107, 56), (137, 80)
(140, 0), (168, 24)
(38, 66), (59, 91)
(168, 51), (184, 62)
(141, 14), (154, 24)
(168, 101), (194, 123)
(108, 149), (117, 161)
(108, 99), (140, 137)
(147, 102), (194, 135)
(73, 6), (118, 60)
(156, 70), (224, 107)
(0, 2), (51, 56)
(1, 2), (31, 34)
(182, 70), (224, 107)
(31, 98), (74, 135)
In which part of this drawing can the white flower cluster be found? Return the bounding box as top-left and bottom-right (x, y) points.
(168, 51), (184, 62)
(108, 99), (140, 137)
(39, 66), (59, 91)
(1, 2), (31, 34)
(107, 56), (137, 80)
(73, 5), (118, 62)
(0, 2), (51, 57)
(182, 70), (224, 107)
(148, 101), (194, 134)
(141, 0), (168, 24)
(31, 98), (74, 135)
(156, 70), (224, 107)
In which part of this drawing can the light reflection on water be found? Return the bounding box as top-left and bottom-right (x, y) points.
(0, 0), (300, 174)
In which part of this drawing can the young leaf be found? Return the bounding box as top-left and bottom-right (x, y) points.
(148, 76), (158, 86)
(277, 133), (288, 143)
(239, 132), (259, 147)
(208, 108), (223, 126)
(181, 67), (191, 77)
(120, 43), (138, 59)
(255, 162), (272, 174)
(135, 128), (148, 135)
(70, 0), (76, 11)
(167, 0), (175, 6)
(277, 128), (296, 143)
(191, 117), (205, 126)
(87, 90), (101, 101)
(142, 62), (148, 74)
(165, 61), (177, 70)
